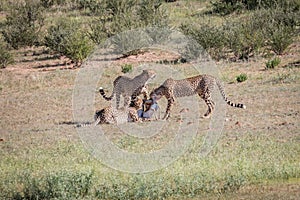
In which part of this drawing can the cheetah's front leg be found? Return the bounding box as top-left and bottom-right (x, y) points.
(162, 97), (175, 120)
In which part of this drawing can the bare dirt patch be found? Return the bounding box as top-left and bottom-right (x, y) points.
(7, 47), (76, 74)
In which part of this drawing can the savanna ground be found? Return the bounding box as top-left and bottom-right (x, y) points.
(0, 0), (300, 199)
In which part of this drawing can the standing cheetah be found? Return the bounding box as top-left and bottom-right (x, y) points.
(150, 74), (246, 120)
(99, 69), (156, 108)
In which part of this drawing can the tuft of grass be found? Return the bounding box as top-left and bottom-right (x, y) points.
(236, 73), (248, 83)
(121, 64), (133, 73)
(265, 57), (281, 69)
(270, 72), (297, 84)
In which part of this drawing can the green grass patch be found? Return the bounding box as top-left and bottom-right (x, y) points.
(236, 73), (248, 82)
(265, 57), (281, 69)
(1, 133), (299, 199)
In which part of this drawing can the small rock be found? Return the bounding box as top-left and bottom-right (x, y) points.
(235, 121), (241, 127)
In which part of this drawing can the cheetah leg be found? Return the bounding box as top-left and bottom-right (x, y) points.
(131, 113), (139, 122)
(93, 117), (101, 126)
(203, 98), (215, 118)
(200, 92), (215, 118)
(141, 86), (149, 100)
(123, 95), (131, 107)
(163, 97), (174, 120)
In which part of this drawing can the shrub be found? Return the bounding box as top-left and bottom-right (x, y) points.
(224, 14), (267, 60)
(210, 0), (245, 15)
(0, 36), (14, 68)
(210, 0), (300, 15)
(40, 0), (67, 8)
(121, 64), (133, 73)
(267, 25), (294, 55)
(180, 23), (227, 60)
(236, 73), (248, 82)
(0, 0), (9, 12)
(181, 7), (298, 61)
(137, 0), (167, 27)
(88, 0), (168, 45)
(107, 29), (153, 56)
(44, 18), (94, 65)
(77, 0), (103, 14)
(40, 0), (55, 8)
(1, 0), (44, 49)
(88, 0), (138, 43)
(265, 57), (281, 69)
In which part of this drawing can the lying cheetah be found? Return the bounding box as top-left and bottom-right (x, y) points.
(76, 96), (143, 127)
(150, 74), (246, 120)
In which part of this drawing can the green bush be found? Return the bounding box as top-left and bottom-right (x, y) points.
(88, 0), (168, 45)
(137, 0), (167, 27)
(88, 0), (138, 43)
(40, 0), (67, 8)
(0, 36), (13, 68)
(121, 64), (133, 73)
(210, 0), (245, 15)
(268, 25), (294, 55)
(236, 73), (248, 83)
(225, 14), (267, 60)
(265, 57), (281, 69)
(77, 0), (103, 14)
(1, 0), (44, 49)
(211, 0), (300, 15)
(40, 0), (55, 8)
(181, 7), (298, 61)
(44, 18), (94, 65)
(0, 0), (9, 11)
(180, 23), (227, 60)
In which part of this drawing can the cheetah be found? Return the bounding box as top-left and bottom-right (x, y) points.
(99, 69), (156, 108)
(76, 96), (143, 127)
(150, 74), (246, 120)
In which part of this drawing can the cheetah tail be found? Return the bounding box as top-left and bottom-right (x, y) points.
(216, 80), (246, 109)
(99, 87), (114, 101)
